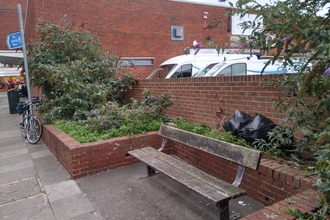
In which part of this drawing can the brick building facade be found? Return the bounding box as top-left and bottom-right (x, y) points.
(0, 1), (27, 50)
(2, 0), (235, 79)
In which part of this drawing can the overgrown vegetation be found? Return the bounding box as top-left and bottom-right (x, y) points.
(24, 8), (329, 218)
(253, 126), (295, 158)
(207, 0), (329, 218)
(173, 118), (250, 148)
(55, 89), (173, 143)
(23, 18), (135, 122)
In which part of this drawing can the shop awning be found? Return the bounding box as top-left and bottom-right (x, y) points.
(0, 68), (21, 77)
(0, 50), (23, 66)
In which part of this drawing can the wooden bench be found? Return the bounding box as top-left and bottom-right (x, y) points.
(128, 124), (262, 220)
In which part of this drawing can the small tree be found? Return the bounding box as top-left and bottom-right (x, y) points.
(208, 0), (330, 217)
(24, 18), (135, 121)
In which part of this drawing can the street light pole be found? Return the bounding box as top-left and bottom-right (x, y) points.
(17, 4), (33, 112)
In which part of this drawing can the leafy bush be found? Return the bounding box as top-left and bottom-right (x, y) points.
(253, 127), (295, 158)
(173, 118), (250, 147)
(23, 18), (135, 122)
(208, 0), (330, 218)
(174, 118), (210, 135)
(130, 89), (173, 121)
(55, 90), (173, 143)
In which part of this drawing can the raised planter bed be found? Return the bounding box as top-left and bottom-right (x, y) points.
(41, 124), (167, 179)
(41, 123), (319, 214)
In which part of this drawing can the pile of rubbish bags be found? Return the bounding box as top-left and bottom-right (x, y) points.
(223, 110), (277, 143)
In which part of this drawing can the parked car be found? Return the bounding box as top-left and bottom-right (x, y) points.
(192, 62), (219, 77)
(203, 59), (295, 77)
(147, 53), (258, 79)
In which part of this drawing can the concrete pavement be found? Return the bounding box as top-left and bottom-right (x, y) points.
(0, 91), (264, 220)
(0, 92), (102, 220)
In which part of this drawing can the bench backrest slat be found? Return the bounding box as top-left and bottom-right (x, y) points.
(159, 124), (262, 170)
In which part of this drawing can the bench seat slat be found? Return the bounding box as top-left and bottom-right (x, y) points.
(141, 147), (245, 198)
(129, 147), (245, 202)
(158, 124), (262, 170)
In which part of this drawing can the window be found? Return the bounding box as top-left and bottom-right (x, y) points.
(147, 64), (177, 79)
(171, 64), (192, 78)
(193, 63), (218, 77)
(218, 66), (232, 76)
(217, 63), (247, 76)
(232, 63), (246, 75)
(120, 57), (154, 66)
(204, 62), (226, 76)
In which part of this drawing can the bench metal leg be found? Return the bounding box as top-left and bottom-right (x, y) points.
(138, 165), (158, 180)
(146, 165), (157, 176)
(215, 199), (230, 220)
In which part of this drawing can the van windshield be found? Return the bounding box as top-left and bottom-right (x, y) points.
(204, 62), (226, 76)
(193, 63), (218, 77)
(147, 64), (177, 79)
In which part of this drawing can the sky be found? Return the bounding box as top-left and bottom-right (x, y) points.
(171, 0), (330, 14)
(171, 0), (329, 34)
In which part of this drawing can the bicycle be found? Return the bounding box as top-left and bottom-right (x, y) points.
(16, 102), (43, 144)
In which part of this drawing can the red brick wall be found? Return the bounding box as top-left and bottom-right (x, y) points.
(41, 124), (316, 206)
(24, 0), (232, 79)
(42, 124), (77, 174)
(25, 0), (37, 45)
(170, 141), (316, 206)
(241, 189), (318, 220)
(42, 124), (168, 178)
(126, 75), (286, 129)
(0, 1), (27, 50)
(40, 74), (318, 214)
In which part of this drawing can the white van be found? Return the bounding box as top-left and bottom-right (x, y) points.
(203, 59), (292, 77)
(146, 53), (258, 79)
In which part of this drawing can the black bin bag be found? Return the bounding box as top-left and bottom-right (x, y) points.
(237, 113), (277, 143)
(223, 110), (253, 135)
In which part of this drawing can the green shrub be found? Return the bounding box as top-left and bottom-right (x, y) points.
(211, 0), (330, 218)
(24, 18), (135, 122)
(55, 90), (172, 143)
(173, 118), (250, 147)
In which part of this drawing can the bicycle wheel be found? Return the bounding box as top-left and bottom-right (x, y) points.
(26, 116), (43, 144)
(20, 114), (27, 138)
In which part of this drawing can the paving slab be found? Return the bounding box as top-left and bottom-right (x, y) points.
(0, 142), (26, 153)
(33, 155), (71, 186)
(0, 129), (21, 139)
(0, 137), (24, 148)
(0, 177), (41, 205)
(0, 159), (34, 174)
(0, 153), (31, 166)
(26, 205), (56, 220)
(0, 147), (29, 160)
(2, 204), (56, 220)
(0, 193), (49, 219)
(31, 149), (51, 159)
(27, 142), (48, 153)
(45, 180), (82, 203)
(70, 211), (104, 220)
(0, 167), (36, 185)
